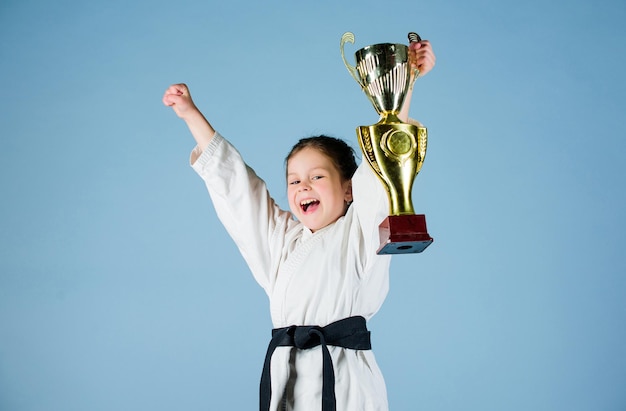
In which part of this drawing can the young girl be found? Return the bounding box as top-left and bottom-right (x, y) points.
(163, 40), (435, 411)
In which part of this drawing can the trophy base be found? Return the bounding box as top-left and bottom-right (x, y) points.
(377, 215), (433, 255)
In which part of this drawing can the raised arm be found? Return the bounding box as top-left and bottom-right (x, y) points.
(162, 83), (215, 152)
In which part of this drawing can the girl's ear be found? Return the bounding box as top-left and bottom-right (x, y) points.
(344, 180), (353, 203)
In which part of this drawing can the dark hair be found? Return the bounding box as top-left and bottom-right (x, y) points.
(285, 135), (358, 181)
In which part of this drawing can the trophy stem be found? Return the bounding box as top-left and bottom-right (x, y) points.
(378, 111), (402, 124)
(388, 183), (415, 216)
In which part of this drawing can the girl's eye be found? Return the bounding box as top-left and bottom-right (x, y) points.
(289, 180), (300, 185)
(312, 175), (323, 180)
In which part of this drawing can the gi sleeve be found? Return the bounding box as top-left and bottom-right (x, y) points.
(190, 132), (292, 293)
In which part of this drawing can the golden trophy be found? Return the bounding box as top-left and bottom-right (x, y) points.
(340, 32), (433, 254)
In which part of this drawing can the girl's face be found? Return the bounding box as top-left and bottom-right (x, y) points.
(287, 147), (353, 232)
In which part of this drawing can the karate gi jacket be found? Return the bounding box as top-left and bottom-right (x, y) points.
(191, 132), (392, 410)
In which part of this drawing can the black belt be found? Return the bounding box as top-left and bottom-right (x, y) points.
(259, 316), (371, 411)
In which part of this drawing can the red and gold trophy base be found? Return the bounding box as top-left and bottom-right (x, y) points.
(377, 214), (433, 255)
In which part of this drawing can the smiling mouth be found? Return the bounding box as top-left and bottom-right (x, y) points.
(300, 199), (320, 212)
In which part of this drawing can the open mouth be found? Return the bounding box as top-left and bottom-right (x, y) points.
(300, 199), (320, 213)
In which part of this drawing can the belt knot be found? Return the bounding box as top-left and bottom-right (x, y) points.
(293, 326), (325, 349)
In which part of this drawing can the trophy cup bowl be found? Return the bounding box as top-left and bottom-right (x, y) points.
(341, 32), (433, 255)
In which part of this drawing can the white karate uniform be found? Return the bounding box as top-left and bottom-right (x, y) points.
(191, 132), (392, 410)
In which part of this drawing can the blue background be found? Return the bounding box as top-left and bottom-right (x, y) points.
(1, 1), (625, 410)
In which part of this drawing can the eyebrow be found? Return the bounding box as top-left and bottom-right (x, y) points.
(287, 166), (330, 176)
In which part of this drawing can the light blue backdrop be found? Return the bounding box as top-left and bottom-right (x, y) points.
(1, 1), (625, 410)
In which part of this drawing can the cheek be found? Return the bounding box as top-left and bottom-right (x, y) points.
(286, 187), (298, 207)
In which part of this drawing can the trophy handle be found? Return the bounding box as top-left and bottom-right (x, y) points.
(340, 32), (361, 87)
(409, 68), (419, 91)
(408, 32), (420, 90)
